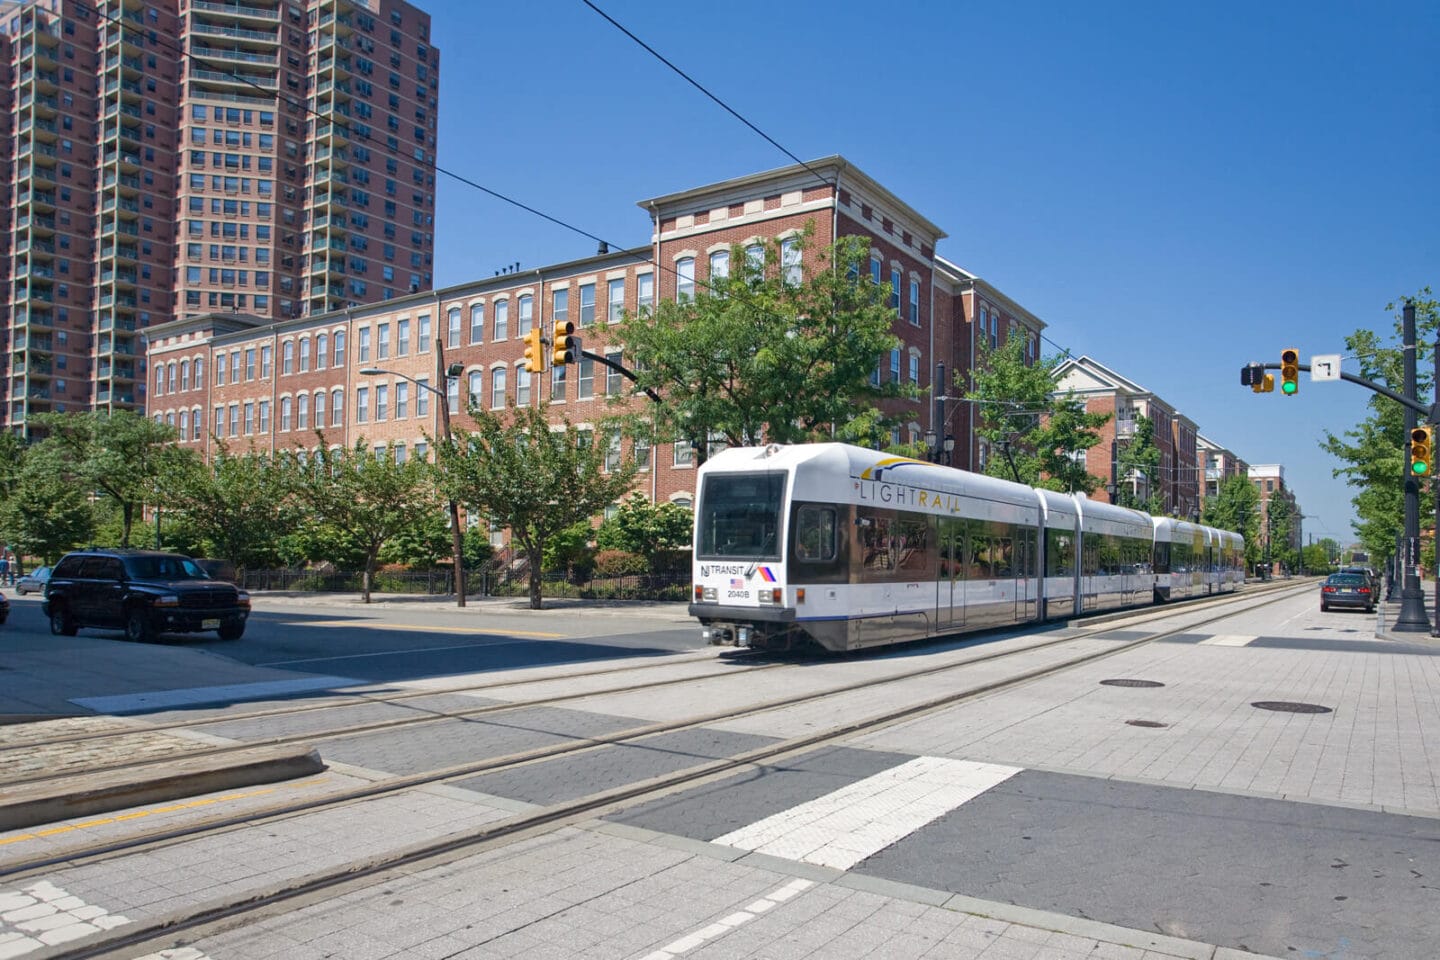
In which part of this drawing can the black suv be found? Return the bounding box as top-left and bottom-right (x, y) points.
(43, 549), (250, 641)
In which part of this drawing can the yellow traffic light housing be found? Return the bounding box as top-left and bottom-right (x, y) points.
(521, 327), (545, 374)
(1410, 425), (1434, 477)
(1280, 348), (1300, 395)
(1251, 373), (1274, 394)
(552, 319), (578, 366)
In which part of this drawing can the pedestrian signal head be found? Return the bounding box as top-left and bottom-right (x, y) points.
(1280, 348), (1299, 395)
(1410, 425), (1434, 476)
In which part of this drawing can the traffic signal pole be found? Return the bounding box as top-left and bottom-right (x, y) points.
(1396, 303), (1430, 631)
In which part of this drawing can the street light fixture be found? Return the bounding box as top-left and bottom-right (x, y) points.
(359, 342), (468, 608)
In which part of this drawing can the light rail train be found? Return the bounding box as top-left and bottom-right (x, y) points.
(688, 443), (1245, 652)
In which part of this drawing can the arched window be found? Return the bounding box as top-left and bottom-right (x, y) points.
(518, 295), (533, 334)
(167, 362), (177, 393)
(192, 408), (202, 441)
(468, 370), (483, 406)
(330, 388), (343, 426)
(282, 340), (294, 374)
(297, 393), (310, 429)
(280, 396), (292, 431)
(194, 357), (204, 386)
(316, 332), (329, 370)
(314, 391), (326, 427)
(180, 359), (190, 391)
(676, 257), (695, 300)
(298, 337), (310, 372)
(448, 306), (461, 348)
(155, 366), (165, 395)
(469, 303), (484, 344)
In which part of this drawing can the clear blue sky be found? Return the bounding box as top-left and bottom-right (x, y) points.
(426, 0), (1438, 546)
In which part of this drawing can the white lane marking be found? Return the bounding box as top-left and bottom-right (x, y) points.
(1200, 634), (1256, 646)
(0, 881), (131, 954)
(633, 878), (814, 959)
(71, 676), (362, 713)
(713, 756), (1021, 870)
(255, 638), (562, 668)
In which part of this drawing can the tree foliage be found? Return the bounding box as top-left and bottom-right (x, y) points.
(595, 493), (693, 570)
(1202, 473), (1261, 568)
(436, 402), (637, 608)
(1321, 288), (1438, 563)
(0, 458), (95, 564)
(162, 442), (295, 575)
(615, 229), (918, 461)
(1114, 415), (1164, 515)
(28, 410), (184, 547)
(965, 335), (1109, 493)
(290, 437), (436, 601)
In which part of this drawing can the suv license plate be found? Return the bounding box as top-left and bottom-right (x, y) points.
(202, 618), (220, 629)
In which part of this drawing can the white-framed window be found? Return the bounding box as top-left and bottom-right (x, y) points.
(780, 238), (801, 287)
(258, 401), (270, 434)
(579, 283), (595, 326)
(315, 334), (327, 370)
(890, 348), (901, 382)
(909, 354), (920, 383)
(260, 344), (272, 378)
(180, 360), (190, 391)
(314, 391), (326, 426)
(299, 337), (311, 371)
(606, 350), (623, 395)
(709, 250), (729, 285)
(516, 366), (531, 405)
(230, 352), (241, 383)
(676, 258), (695, 301)
(280, 396), (292, 431)
(604, 429), (621, 472)
(156, 366), (165, 395)
(468, 370), (482, 406)
(397, 318), (410, 356)
(746, 244), (764, 279)
(870, 254), (882, 285)
(375, 384), (388, 421)
(215, 355), (225, 386)
(356, 386), (369, 423)
(167, 362), (176, 392)
(330, 388), (343, 426)
(416, 378), (430, 416)
(195, 357), (204, 386)
(179, 410), (190, 438)
(243, 401), (254, 435)
(673, 440), (694, 467)
(213, 405), (224, 436)
(357, 328), (371, 362)
(377, 323), (390, 360)
(417, 314), (430, 352)
(636, 273), (653, 314)
(635, 436), (651, 471)
(469, 303), (484, 344)
(552, 288), (568, 326)
(551, 363), (566, 402)
(607, 279), (624, 322)
(577, 356), (594, 399)
(447, 375), (460, 414)
(890, 270), (901, 312)
(227, 403), (239, 437)
(296, 393), (309, 429)
(493, 299), (508, 340)
(193, 407), (203, 441)
(909, 279), (920, 325)
(394, 443), (407, 464)
(333, 330), (346, 366)
(395, 382), (408, 418)
(448, 306), (461, 347)
(518, 294), (534, 335)
(489, 367), (506, 409)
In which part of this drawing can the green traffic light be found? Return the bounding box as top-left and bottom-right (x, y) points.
(1414, 462), (1429, 475)
(1281, 381), (1297, 395)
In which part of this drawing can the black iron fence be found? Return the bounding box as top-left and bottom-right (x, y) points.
(239, 567), (691, 602)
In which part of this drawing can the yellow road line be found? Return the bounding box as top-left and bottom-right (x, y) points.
(288, 620), (563, 638)
(0, 777), (331, 846)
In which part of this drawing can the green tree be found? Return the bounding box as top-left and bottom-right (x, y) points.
(290, 437), (436, 602)
(435, 403), (637, 609)
(615, 230), (917, 462)
(380, 505), (453, 569)
(162, 442), (295, 576)
(1321, 288), (1438, 564)
(1202, 474), (1262, 569)
(965, 335), (1109, 493)
(0, 461), (95, 564)
(1113, 415), (1164, 514)
(29, 410), (184, 547)
(595, 493), (693, 569)
(1268, 497), (1297, 573)
(1301, 541), (1333, 575)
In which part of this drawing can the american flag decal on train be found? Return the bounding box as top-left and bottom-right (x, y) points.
(730, 578), (745, 589)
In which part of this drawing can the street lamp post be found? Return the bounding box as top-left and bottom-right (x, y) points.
(360, 341), (468, 607)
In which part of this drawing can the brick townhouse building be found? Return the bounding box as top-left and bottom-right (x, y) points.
(144, 156), (1050, 534)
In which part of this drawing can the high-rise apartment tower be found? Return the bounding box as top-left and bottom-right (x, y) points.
(0, 0), (438, 432)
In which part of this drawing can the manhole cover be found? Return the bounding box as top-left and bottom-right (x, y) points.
(1126, 719), (1168, 728)
(1251, 701), (1333, 714)
(1100, 679), (1165, 688)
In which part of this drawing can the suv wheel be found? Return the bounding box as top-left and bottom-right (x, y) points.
(218, 620), (245, 641)
(50, 606), (78, 636)
(124, 609), (154, 643)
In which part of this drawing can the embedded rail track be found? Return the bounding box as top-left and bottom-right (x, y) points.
(6, 582), (1313, 959)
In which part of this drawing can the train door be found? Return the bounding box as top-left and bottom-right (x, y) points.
(935, 516), (965, 630)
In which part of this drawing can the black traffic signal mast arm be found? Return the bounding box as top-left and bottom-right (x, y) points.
(580, 347), (663, 405)
(1247, 361), (1435, 420)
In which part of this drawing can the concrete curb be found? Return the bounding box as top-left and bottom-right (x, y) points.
(0, 743), (326, 832)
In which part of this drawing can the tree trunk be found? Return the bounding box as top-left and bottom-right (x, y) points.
(362, 550), (377, 603)
(120, 502), (133, 548)
(526, 537), (543, 610)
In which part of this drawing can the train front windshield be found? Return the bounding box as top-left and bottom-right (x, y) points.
(696, 472), (786, 560)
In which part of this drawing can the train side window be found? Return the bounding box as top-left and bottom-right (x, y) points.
(795, 505), (837, 562)
(859, 514), (894, 573)
(895, 517), (933, 577)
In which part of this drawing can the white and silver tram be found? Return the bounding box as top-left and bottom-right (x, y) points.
(689, 443), (1245, 653)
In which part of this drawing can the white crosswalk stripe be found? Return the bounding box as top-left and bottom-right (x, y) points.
(711, 756), (1021, 870)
